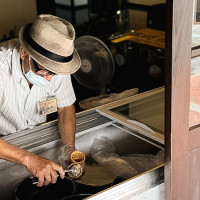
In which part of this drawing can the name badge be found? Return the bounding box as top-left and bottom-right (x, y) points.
(37, 96), (57, 115)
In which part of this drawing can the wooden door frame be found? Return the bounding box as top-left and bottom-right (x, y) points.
(165, 0), (194, 199)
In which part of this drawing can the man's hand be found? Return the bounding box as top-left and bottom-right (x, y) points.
(26, 154), (65, 187)
(58, 146), (85, 178)
(58, 145), (76, 168)
(0, 138), (65, 187)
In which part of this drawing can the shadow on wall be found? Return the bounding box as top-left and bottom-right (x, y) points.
(0, 26), (16, 42)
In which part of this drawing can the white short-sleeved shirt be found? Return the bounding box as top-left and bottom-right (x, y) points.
(0, 39), (76, 135)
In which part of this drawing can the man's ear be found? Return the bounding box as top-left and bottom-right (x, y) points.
(20, 46), (27, 59)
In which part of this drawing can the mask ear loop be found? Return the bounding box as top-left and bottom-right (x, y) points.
(22, 56), (31, 75)
(28, 55), (32, 71)
(22, 59), (25, 74)
(22, 59), (26, 74)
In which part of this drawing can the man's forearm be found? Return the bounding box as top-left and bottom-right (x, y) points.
(0, 138), (33, 167)
(57, 105), (76, 147)
(0, 138), (65, 187)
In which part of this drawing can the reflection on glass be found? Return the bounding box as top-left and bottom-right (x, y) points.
(192, 0), (200, 47)
(196, 0), (200, 22)
(111, 92), (164, 134)
(190, 57), (200, 127)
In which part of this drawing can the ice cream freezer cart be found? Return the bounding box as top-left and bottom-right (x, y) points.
(0, 87), (165, 200)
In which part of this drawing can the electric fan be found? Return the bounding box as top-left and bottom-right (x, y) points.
(73, 36), (115, 95)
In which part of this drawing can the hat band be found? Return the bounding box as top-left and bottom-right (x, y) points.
(25, 24), (73, 63)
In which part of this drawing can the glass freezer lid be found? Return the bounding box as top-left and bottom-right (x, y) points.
(110, 91), (164, 134)
(97, 87), (165, 144)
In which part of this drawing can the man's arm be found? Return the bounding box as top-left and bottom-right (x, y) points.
(0, 138), (65, 187)
(57, 104), (76, 147)
(57, 104), (77, 167)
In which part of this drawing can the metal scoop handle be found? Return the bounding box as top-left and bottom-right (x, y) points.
(30, 169), (73, 185)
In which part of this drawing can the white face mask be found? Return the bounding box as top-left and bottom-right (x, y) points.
(22, 56), (50, 87)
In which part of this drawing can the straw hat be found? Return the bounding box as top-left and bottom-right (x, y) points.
(19, 14), (81, 74)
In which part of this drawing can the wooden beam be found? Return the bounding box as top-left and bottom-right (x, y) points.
(165, 0), (193, 199)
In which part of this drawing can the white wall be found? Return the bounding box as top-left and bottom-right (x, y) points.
(0, 0), (37, 40)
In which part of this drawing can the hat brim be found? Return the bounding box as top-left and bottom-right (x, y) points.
(19, 23), (81, 74)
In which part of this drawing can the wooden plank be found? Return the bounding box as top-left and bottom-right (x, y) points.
(165, 0), (193, 199)
(164, 1), (173, 199)
(188, 147), (200, 199)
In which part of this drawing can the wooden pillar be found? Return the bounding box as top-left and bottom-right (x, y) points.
(165, 0), (193, 199)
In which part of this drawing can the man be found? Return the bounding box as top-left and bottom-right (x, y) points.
(0, 14), (82, 187)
